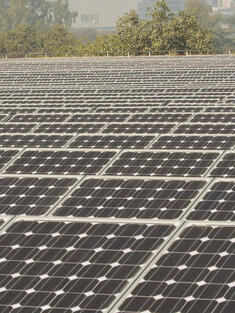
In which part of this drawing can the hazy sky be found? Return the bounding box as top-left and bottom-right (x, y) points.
(70, 0), (139, 27)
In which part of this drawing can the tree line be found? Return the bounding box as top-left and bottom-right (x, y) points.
(0, 0), (233, 58)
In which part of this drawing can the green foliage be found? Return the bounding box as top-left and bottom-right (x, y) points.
(0, 0), (228, 58)
(185, 0), (234, 53)
(113, 0), (215, 55)
(116, 10), (147, 55)
(1, 23), (37, 57)
(0, 0), (78, 31)
(38, 25), (76, 56)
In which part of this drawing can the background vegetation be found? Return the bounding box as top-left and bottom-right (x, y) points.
(0, 0), (234, 57)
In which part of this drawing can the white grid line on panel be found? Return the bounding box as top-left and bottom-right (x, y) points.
(204, 150), (228, 177)
(108, 220), (235, 313)
(107, 220), (187, 313)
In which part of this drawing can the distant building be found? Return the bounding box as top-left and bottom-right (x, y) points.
(207, 0), (235, 14)
(167, 0), (187, 12)
(137, 0), (187, 18)
(137, 0), (156, 19)
(80, 14), (99, 27)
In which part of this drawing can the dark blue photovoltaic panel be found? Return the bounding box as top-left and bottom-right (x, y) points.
(117, 225), (235, 313)
(0, 220), (175, 312)
(54, 178), (206, 220)
(0, 176), (76, 216)
(6, 150), (117, 175)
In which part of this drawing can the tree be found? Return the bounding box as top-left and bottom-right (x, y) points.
(112, 0), (214, 55)
(185, 0), (212, 19)
(0, 0), (217, 57)
(185, 0), (232, 53)
(39, 24), (77, 56)
(3, 23), (37, 57)
(0, 0), (29, 31)
(0, 0), (78, 31)
(146, 0), (174, 53)
(116, 10), (147, 55)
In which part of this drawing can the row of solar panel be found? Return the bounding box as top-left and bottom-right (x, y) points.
(0, 56), (234, 313)
(1, 106), (235, 114)
(0, 149), (234, 178)
(0, 113), (235, 123)
(0, 134), (234, 149)
(0, 217), (233, 313)
(1, 97), (235, 105)
(1, 122), (235, 135)
(0, 173), (232, 221)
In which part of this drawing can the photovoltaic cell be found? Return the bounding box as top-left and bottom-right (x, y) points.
(187, 180), (235, 221)
(105, 151), (220, 177)
(151, 135), (235, 150)
(191, 114), (235, 123)
(174, 124), (235, 135)
(117, 224), (235, 313)
(0, 108), (36, 114)
(102, 123), (175, 134)
(69, 135), (155, 149)
(9, 114), (69, 123)
(0, 56), (235, 312)
(0, 220), (175, 312)
(205, 107), (235, 112)
(0, 134), (73, 148)
(0, 176), (77, 216)
(129, 113), (191, 123)
(33, 123), (105, 134)
(37, 108), (90, 113)
(0, 149), (20, 171)
(5, 150), (117, 175)
(209, 153), (235, 177)
(95, 107), (148, 113)
(54, 177), (206, 220)
(0, 123), (37, 133)
(68, 114), (129, 123)
(0, 115), (7, 122)
(149, 107), (203, 113)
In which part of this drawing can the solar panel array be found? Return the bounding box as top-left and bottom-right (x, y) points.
(0, 56), (234, 313)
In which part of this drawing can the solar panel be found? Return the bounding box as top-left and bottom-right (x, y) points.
(68, 114), (130, 123)
(151, 135), (235, 150)
(209, 153), (235, 177)
(0, 108), (36, 114)
(104, 151), (220, 177)
(191, 113), (235, 123)
(149, 107), (204, 113)
(69, 135), (155, 149)
(205, 106), (235, 112)
(54, 177), (207, 220)
(0, 134), (73, 148)
(5, 149), (117, 175)
(0, 115), (7, 122)
(0, 176), (77, 216)
(129, 113), (192, 123)
(0, 56), (235, 313)
(33, 123), (105, 134)
(0, 149), (20, 172)
(117, 223), (235, 313)
(187, 179), (235, 221)
(0, 123), (37, 133)
(37, 107), (91, 113)
(0, 218), (176, 312)
(9, 114), (69, 123)
(95, 107), (148, 113)
(102, 123), (175, 134)
(174, 124), (235, 135)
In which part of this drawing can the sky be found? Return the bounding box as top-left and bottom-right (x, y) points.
(70, 0), (139, 27)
